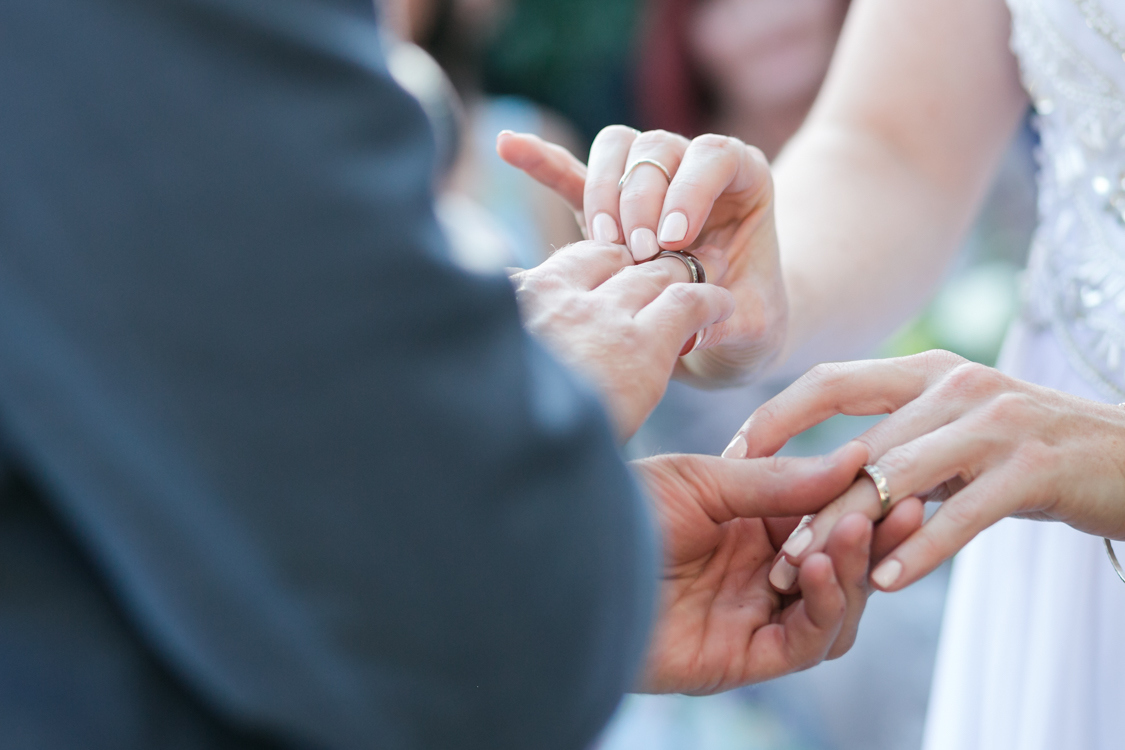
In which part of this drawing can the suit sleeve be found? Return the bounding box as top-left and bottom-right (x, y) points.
(0, 0), (658, 747)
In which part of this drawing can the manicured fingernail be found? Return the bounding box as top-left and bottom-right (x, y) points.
(782, 527), (813, 558)
(629, 227), (659, 261)
(871, 559), (903, 589)
(769, 558), (799, 591)
(658, 211), (688, 244)
(689, 327), (710, 353)
(721, 434), (747, 459)
(592, 213), (620, 243)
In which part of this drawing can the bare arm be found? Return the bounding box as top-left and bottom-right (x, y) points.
(775, 0), (1028, 369)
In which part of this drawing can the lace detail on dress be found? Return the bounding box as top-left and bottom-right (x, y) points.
(1007, 0), (1125, 397)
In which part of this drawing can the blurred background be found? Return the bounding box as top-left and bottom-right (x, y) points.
(378, 0), (1038, 747)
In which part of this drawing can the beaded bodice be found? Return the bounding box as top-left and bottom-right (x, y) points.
(1007, 0), (1125, 397)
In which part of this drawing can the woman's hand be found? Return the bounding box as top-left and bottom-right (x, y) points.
(512, 240), (734, 441)
(724, 350), (1125, 593)
(498, 128), (787, 387)
(632, 444), (921, 693)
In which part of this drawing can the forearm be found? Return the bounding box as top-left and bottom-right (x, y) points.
(772, 124), (976, 370)
(767, 0), (1028, 372)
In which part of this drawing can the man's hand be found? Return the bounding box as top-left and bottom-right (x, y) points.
(499, 128), (787, 387)
(512, 240), (733, 441)
(631, 444), (923, 693)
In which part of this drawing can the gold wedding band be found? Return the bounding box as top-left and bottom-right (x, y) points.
(619, 158), (672, 190)
(859, 464), (893, 519)
(653, 250), (706, 284)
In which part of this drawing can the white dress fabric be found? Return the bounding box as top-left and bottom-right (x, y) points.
(923, 1), (1125, 748)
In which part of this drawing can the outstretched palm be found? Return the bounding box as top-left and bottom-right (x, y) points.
(630, 449), (878, 694)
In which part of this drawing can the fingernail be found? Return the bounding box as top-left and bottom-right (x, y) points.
(658, 211), (688, 244)
(592, 213), (620, 243)
(782, 527), (813, 558)
(689, 327), (709, 353)
(629, 227), (659, 261)
(769, 558), (799, 591)
(721, 434), (747, 459)
(498, 129), (514, 136)
(871, 559), (903, 589)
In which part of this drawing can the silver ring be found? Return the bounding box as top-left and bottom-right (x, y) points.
(859, 464), (893, 519)
(653, 250), (706, 284)
(619, 158), (672, 190)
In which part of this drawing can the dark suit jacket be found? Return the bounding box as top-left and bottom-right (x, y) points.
(0, 1), (657, 747)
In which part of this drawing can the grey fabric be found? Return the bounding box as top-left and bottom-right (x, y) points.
(0, 1), (657, 747)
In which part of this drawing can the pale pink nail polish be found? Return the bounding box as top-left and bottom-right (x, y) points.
(658, 211), (688, 244)
(782, 527), (813, 558)
(721, 434), (747, 459)
(629, 227), (659, 261)
(769, 558), (799, 591)
(871, 559), (903, 589)
(592, 213), (620, 243)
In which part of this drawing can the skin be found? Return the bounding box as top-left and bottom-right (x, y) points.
(501, 0), (1125, 594)
(629, 445), (921, 693)
(513, 238), (924, 690)
(511, 239), (734, 441)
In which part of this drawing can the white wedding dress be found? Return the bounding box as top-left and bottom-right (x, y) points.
(923, 1), (1125, 749)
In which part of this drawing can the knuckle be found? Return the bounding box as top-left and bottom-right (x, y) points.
(578, 239), (631, 266)
(595, 124), (638, 145)
(877, 447), (916, 480)
(662, 281), (700, 309)
(941, 361), (1000, 397)
(938, 496), (980, 533)
(804, 360), (851, 390)
(978, 390), (1036, 429)
(692, 133), (735, 155)
(632, 129), (668, 148)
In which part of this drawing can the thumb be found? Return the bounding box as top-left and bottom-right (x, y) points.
(640, 443), (868, 525)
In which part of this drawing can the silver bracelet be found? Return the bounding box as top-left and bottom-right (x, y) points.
(1107, 403), (1125, 583)
(1107, 539), (1125, 584)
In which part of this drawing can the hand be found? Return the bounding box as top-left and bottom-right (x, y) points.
(725, 350), (1125, 593)
(512, 240), (734, 440)
(631, 443), (921, 693)
(498, 128), (787, 387)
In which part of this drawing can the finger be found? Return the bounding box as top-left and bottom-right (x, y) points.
(619, 130), (691, 262)
(634, 283), (735, 360)
(822, 513), (873, 659)
(871, 497), (925, 563)
(655, 134), (770, 251)
(634, 442), (869, 529)
(765, 517), (807, 557)
(767, 515), (814, 593)
(777, 474), (885, 570)
(870, 468), (1034, 591)
(584, 126), (640, 245)
(495, 130), (587, 215)
(734, 351), (966, 459)
(774, 553), (846, 673)
(769, 492), (927, 595)
(779, 409), (1010, 567)
(597, 251), (729, 312)
(740, 553), (844, 682)
(530, 241), (634, 291)
(853, 361), (1012, 463)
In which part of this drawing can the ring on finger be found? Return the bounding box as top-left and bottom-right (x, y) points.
(618, 158), (672, 190)
(653, 250), (706, 284)
(859, 464), (893, 519)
